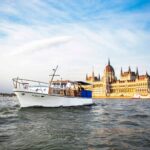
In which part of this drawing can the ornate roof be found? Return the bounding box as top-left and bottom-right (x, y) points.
(105, 65), (115, 73)
(138, 72), (150, 80)
(121, 71), (136, 77)
(139, 75), (147, 80)
(105, 59), (115, 73)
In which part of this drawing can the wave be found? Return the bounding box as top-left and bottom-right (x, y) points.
(119, 120), (139, 126)
(129, 114), (149, 118)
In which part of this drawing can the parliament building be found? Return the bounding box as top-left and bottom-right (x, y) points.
(86, 60), (150, 98)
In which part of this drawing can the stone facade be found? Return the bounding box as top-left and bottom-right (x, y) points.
(86, 60), (150, 98)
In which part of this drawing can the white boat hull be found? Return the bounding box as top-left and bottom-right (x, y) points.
(15, 91), (93, 108)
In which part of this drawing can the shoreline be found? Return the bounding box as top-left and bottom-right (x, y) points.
(0, 93), (16, 97)
(92, 96), (150, 99)
(0, 93), (149, 99)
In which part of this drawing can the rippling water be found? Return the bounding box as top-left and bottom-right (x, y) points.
(0, 96), (150, 150)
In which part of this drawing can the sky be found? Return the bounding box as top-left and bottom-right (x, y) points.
(0, 0), (150, 92)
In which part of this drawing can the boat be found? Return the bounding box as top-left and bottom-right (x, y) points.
(12, 66), (93, 107)
(133, 93), (150, 99)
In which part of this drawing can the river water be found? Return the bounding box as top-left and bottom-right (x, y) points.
(0, 97), (150, 150)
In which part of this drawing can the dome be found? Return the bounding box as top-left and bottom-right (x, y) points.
(104, 59), (115, 73)
(103, 59), (116, 83)
(105, 64), (114, 73)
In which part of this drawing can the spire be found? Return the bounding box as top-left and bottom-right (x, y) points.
(120, 67), (123, 75)
(98, 74), (100, 81)
(136, 67), (139, 76)
(128, 66), (131, 73)
(135, 67), (139, 79)
(146, 71), (149, 77)
(108, 58), (110, 66)
(91, 66), (95, 81)
(86, 74), (88, 80)
(92, 66), (94, 78)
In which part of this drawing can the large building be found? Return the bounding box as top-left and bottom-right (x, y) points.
(86, 59), (150, 98)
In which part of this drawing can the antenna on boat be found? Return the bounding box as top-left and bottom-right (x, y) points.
(49, 65), (60, 87)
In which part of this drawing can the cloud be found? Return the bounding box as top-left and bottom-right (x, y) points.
(9, 36), (72, 56)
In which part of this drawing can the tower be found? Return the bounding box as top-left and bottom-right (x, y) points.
(92, 66), (95, 81)
(108, 58), (110, 66)
(146, 71), (149, 78)
(136, 67), (139, 79)
(136, 67), (139, 76)
(128, 66), (131, 73)
(86, 74), (88, 80)
(103, 58), (116, 83)
(120, 67), (123, 76)
(98, 74), (100, 81)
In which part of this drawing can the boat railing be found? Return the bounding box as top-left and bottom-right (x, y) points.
(12, 78), (85, 97)
(12, 77), (49, 94)
(12, 78), (76, 96)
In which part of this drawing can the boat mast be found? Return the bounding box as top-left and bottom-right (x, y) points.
(49, 65), (59, 87)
